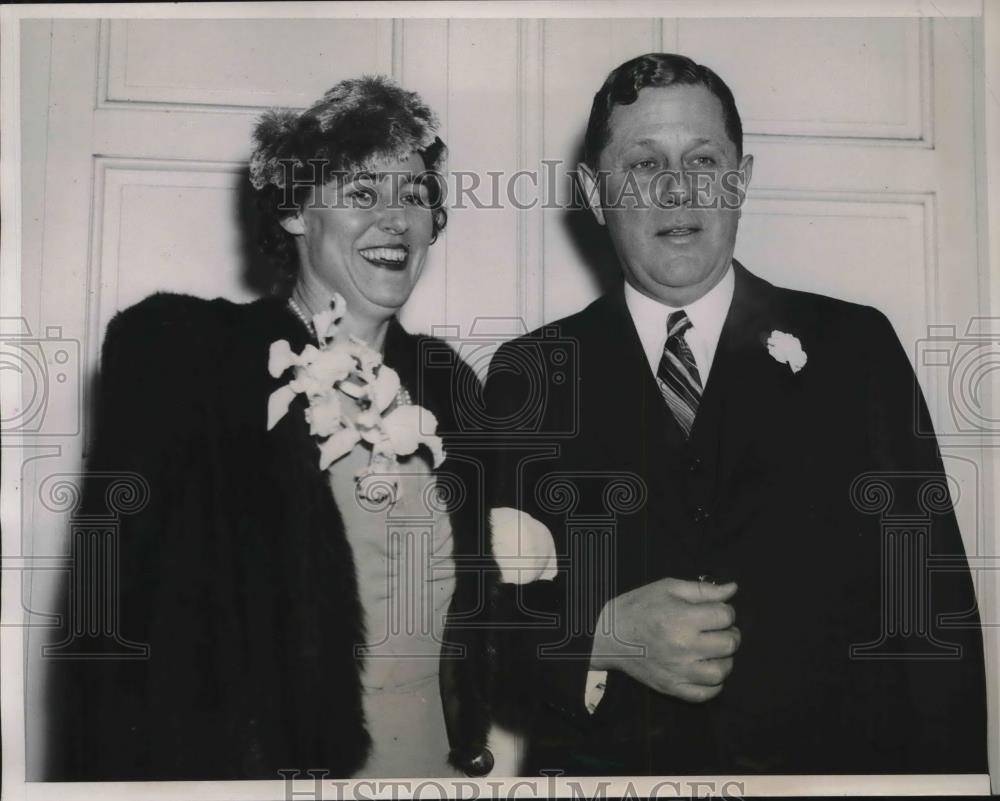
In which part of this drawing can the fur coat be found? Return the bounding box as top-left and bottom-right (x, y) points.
(44, 293), (494, 780)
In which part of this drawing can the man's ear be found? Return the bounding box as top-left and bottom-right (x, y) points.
(279, 212), (306, 236)
(736, 153), (753, 209)
(577, 163), (606, 226)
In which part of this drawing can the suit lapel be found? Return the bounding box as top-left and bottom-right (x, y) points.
(688, 261), (803, 523)
(688, 261), (772, 447)
(584, 269), (794, 481)
(584, 288), (687, 477)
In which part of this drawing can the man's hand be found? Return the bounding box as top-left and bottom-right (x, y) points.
(590, 577), (740, 703)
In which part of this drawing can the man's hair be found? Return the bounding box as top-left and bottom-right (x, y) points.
(249, 75), (447, 294)
(583, 53), (743, 169)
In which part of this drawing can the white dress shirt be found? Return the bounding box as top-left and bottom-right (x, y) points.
(585, 264), (735, 715)
(624, 263), (735, 384)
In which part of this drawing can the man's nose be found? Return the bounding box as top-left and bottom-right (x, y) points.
(654, 169), (692, 207)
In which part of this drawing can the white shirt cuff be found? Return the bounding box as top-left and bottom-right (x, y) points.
(585, 669), (608, 714)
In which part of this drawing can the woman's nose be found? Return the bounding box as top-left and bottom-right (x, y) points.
(377, 202), (409, 235)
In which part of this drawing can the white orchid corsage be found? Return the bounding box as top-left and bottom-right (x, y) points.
(766, 330), (808, 374)
(267, 293), (446, 502)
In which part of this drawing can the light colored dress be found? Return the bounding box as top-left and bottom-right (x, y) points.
(328, 426), (460, 778)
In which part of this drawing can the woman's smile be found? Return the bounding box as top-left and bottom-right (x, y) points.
(358, 244), (410, 268)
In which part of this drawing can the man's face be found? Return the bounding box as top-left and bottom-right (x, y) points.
(580, 83), (753, 306)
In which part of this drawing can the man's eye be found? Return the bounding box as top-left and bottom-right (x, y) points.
(689, 156), (717, 167)
(630, 159), (658, 170)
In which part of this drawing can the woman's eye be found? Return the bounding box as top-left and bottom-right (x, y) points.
(401, 189), (428, 207)
(347, 187), (377, 207)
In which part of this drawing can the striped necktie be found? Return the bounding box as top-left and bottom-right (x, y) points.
(656, 310), (703, 437)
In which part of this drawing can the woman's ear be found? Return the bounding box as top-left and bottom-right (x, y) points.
(279, 212), (306, 236)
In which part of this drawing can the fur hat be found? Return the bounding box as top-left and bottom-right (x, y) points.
(249, 75), (442, 190)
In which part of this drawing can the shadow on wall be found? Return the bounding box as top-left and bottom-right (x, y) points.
(235, 165), (289, 299)
(559, 136), (622, 298)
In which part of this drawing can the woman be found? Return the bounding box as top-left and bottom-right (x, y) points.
(45, 76), (493, 780)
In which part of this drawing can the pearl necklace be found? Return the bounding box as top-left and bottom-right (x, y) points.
(285, 297), (412, 408)
(286, 297), (315, 337)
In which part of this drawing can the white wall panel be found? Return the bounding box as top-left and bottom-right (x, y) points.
(92, 162), (256, 321)
(675, 18), (927, 141)
(397, 18), (449, 337)
(441, 19), (521, 339)
(737, 191), (931, 353)
(22, 21), (102, 778)
(103, 19), (394, 109)
(540, 19), (661, 325)
(20, 20), (51, 333)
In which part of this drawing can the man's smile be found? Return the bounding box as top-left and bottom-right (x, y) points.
(657, 224), (703, 239)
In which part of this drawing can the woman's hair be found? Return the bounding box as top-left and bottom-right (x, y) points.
(250, 75), (448, 293)
(583, 53), (743, 169)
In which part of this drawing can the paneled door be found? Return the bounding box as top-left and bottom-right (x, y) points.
(17, 15), (990, 780)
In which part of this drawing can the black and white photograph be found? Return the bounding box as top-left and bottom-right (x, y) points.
(2, 1), (999, 798)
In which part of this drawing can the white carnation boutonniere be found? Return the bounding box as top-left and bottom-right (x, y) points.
(267, 293), (446, 503)
(766, 330), (808, 374)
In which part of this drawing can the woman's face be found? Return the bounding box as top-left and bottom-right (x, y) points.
(291, 151), (435, 321)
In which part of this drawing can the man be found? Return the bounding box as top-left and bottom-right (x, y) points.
(486, 53), (986, 776)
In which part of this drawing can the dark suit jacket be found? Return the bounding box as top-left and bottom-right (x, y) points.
(44, 293), (493, 780)
(486, 262), (987, 775)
